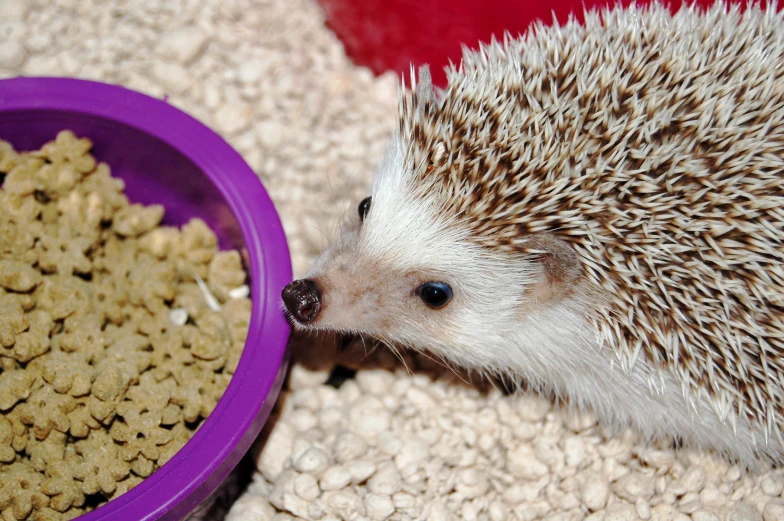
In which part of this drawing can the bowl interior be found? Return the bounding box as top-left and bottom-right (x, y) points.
(0, 110), (243, 251)
(0, 78), (292, 521)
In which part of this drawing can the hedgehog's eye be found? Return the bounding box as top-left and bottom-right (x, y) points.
(415, 281), (453, 309)
(358, 196), (372, 222)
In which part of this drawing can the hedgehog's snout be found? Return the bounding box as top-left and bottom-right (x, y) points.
(282, 278), (322, 324)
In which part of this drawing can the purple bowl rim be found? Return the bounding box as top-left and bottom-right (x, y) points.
(0, 76), (293, 520)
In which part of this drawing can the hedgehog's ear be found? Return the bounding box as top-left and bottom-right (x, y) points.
(524, 234), (581, 303)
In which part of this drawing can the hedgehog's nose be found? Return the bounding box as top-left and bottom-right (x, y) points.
(282, 279), (322, 324)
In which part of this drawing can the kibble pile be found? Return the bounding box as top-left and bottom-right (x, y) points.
(2, 0), (784, 520)
(0, 131), (250, 520)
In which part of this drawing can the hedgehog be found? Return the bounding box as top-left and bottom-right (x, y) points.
(281, 0), (784, 466)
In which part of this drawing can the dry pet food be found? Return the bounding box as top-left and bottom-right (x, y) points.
(0, 130), (251, 520)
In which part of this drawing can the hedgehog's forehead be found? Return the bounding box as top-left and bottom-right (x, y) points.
(359, 176), (463, 273)
(355, 133), (473, 274)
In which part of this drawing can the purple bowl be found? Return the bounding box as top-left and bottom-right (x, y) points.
(0, 77), (292, 520)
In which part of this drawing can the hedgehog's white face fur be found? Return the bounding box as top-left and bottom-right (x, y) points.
(285, 0), (784, 467)
(305, 134), (573, 371)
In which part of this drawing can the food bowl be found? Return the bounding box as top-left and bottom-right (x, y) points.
(0, 77), (292, 520)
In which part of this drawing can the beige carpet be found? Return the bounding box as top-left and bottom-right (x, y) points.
(2, 0), (784, 520)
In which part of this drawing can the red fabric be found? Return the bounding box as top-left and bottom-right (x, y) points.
(318, 0), (751, 88)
